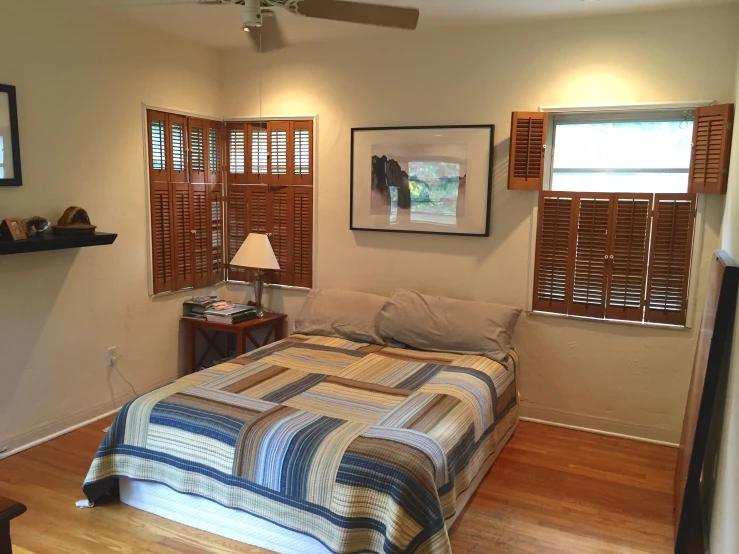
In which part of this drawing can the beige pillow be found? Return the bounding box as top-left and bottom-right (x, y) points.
(294, 289), (390, 345)
(377, 289), (521, 362)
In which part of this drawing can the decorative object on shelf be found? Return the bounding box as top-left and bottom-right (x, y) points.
(0, 84), (23, 187)
(350, 125), (494, 236)
(21, 216), (51, 236)
(230, 233), (280, 318)
(1, 217), (27, 240)
(53, 206), (96, 235)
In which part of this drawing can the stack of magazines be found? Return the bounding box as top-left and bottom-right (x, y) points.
(183, 297), (257, 324)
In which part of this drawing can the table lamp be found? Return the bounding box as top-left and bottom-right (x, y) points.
(230, 233), (280, 317)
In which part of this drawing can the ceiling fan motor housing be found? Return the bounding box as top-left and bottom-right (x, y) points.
(242, 0), (263, 28)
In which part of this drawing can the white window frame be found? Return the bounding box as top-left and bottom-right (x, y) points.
(526, 102), (713, 330)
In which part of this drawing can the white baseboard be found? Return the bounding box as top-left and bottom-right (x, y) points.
(0, 378), (175, 460)
(519, 403), (680, 447)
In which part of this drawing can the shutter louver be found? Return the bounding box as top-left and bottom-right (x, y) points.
(210, 188), (224, 284)
(151, 120), (167, 171)
(245, 186), (268, 282)
(271, 129), (288, 175)
(228, 188), (247, 282)
(269, 188), (291, 285)
(174, 188), (194, 290)
(645, 194), (696, 325)
(293, 188), (313, 288)
(532, 193), (575, 314)
(689, 104), (734, 194)
(192, 188), (210, 288)
(230, 129), (245, 175)
(172, 124), (185, 171)
(570, 194), (612, 318)
(189, 119), (205, 183)
(509, 112), (547, 190)
(251, 128), (268, 176)
(208, 125), (222, 180)
(151, 189), (174, 293)
(606, 194), (652, 321)
(168, 114), (188, 184)
(267, 121), (291, 186)
(292, 121), (313, 186)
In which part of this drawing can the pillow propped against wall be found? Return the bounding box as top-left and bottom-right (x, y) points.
(378, 289), (522, 362)
(294, 288), (393, 346)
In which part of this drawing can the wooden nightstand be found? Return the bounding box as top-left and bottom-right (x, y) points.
(0, 495), (26, 554)
(183, 312), (287, 375)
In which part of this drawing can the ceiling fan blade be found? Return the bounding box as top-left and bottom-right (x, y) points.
(247, 10), (288, 53)
(295, 0), (419, 30)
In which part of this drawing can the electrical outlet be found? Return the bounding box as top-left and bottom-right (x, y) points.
(107, 347), (117, 368)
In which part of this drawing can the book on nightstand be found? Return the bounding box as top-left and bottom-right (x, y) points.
(204, 303), (258, 324)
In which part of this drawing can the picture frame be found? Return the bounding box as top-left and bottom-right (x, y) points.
(350, 125), (494, 237)
(0, 84), (23, 187)
(4, 217), (27, 240)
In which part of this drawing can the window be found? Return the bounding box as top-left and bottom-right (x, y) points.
(226, 120), (314, 288)
(508, 105), (736, 327)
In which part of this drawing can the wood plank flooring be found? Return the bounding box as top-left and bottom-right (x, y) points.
(0, 417), (677, 553)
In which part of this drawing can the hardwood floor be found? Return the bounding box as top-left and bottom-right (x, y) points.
(0, 417), (677, 553)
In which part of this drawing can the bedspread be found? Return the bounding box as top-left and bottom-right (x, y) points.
(83, 335), (518, 554)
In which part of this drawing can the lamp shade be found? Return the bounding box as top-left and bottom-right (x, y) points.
(230, 233), (280, 270)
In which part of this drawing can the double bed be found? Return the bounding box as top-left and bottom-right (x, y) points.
(83, 332), (519, 554)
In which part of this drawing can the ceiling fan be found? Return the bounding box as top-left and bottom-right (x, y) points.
(142, 0), (421, 53)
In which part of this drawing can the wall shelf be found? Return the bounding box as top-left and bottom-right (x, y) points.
(0, 232), (117, 256)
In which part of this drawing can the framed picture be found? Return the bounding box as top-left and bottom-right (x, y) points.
(0, 84), (23, 187)
(350, 125), (494, 236)
(4, 218), (27, 240)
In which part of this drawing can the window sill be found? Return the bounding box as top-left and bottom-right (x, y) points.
(226, 280), (311, 293)
(529, 310), (691, 331)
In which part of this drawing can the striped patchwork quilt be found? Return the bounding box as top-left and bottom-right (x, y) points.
(83, 335), (519, 554)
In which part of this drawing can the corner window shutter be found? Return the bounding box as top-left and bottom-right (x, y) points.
(689, 104), (734, 194)
(148, 110), (174, 294)
(508, 112), (547, 190)
(247, 123), (268, 184)
(206, 120), (224, 185)
(189, 118), (206, 184)
(532, 192), (576, 313)
(227, 186), (247, 282)
(292, 121), (313, 186)
(268, 187), (291, 285)
(228, 123), (247, 185)
(173, 185), (194, 290)
(569, 194), (612, 318)
(293, 188), (313, 288)
(209, 185), (224, 285)
(168, 114), (188, 184)
(645, 194), (696, 325)
(268, 121), (291, 186)
(192, 185), (210, 288)
(606, 194), (652, 321)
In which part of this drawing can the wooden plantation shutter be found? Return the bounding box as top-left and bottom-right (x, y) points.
(206, 120), (224, 185)
(268, 121), (291, 186)
(508, 112), (547, 190)
(645, 194), (696, 325)
(192, 185), (210, 288)
(270, 187), (291, 284)
(532, 192), (575, 314)
(606, 194), (652, 321)
(689, 104), (734, 194)
(189, 118), (206, 184)
(148, 110), (175, 294)
(570, 194), (612, 318)
(292, 121), (313, 186)
(247, 123), (268, 184)
(292, 188), (314, 288)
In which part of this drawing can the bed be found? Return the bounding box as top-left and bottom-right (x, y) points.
(83, 333), (519, 554)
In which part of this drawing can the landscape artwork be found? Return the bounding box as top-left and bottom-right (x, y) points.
(351, 125), (493, 236)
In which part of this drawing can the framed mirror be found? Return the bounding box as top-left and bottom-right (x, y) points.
(0, 84), (22, 186)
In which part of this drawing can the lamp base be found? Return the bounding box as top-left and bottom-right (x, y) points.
(253, 270), (266, 318)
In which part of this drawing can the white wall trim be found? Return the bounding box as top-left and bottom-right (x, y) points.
(539, 101), (714, 113)
(520, 403), (680, 447)
(0, 378), (175, 460)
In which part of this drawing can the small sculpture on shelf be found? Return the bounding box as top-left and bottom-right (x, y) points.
(21, 216), (51, 237)
(52, 206), (97, 235)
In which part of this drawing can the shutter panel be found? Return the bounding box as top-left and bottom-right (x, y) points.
(268, 121), (291, 186)
(508, 112), (547, 190)
(606, 194), (652, 321)
(173, 186), (194, 290)
(189, 118), (206, 184)
(247, 123), (268, 184)
(209, 185), (224, 284)
(645, 194), (696, 325)
(689, 104), (734, 194)
(245, 185), (269, 283)
(292, 121), (313, 186)
(269, 187), (291, 285)
(168, 113), (188, 184)
(569, 194), (612, 318)
(206, 120), (224, 185)
(532, 192), (575, 314)
(227, 186), (247, 282)
(293, 187), (313, 288)
(227, 122), (248, 185)
(192, 185), (210, 289)
(148, 110), (175, 294)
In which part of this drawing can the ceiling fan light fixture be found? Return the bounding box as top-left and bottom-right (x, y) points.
(242, 0), (263, 29)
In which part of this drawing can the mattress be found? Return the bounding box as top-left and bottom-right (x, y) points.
(84, 334), (519, 554)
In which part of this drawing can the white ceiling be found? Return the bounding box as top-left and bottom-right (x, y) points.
(85, 0), (737, 49)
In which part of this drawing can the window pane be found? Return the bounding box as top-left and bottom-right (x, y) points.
(553, 120), (693, 170)
(552, 171), (688, 193)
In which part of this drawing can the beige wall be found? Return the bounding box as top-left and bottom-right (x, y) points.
(710, 40), (739, 554)
(0, 0), (222, 450)
(220, 5), (739, 444)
